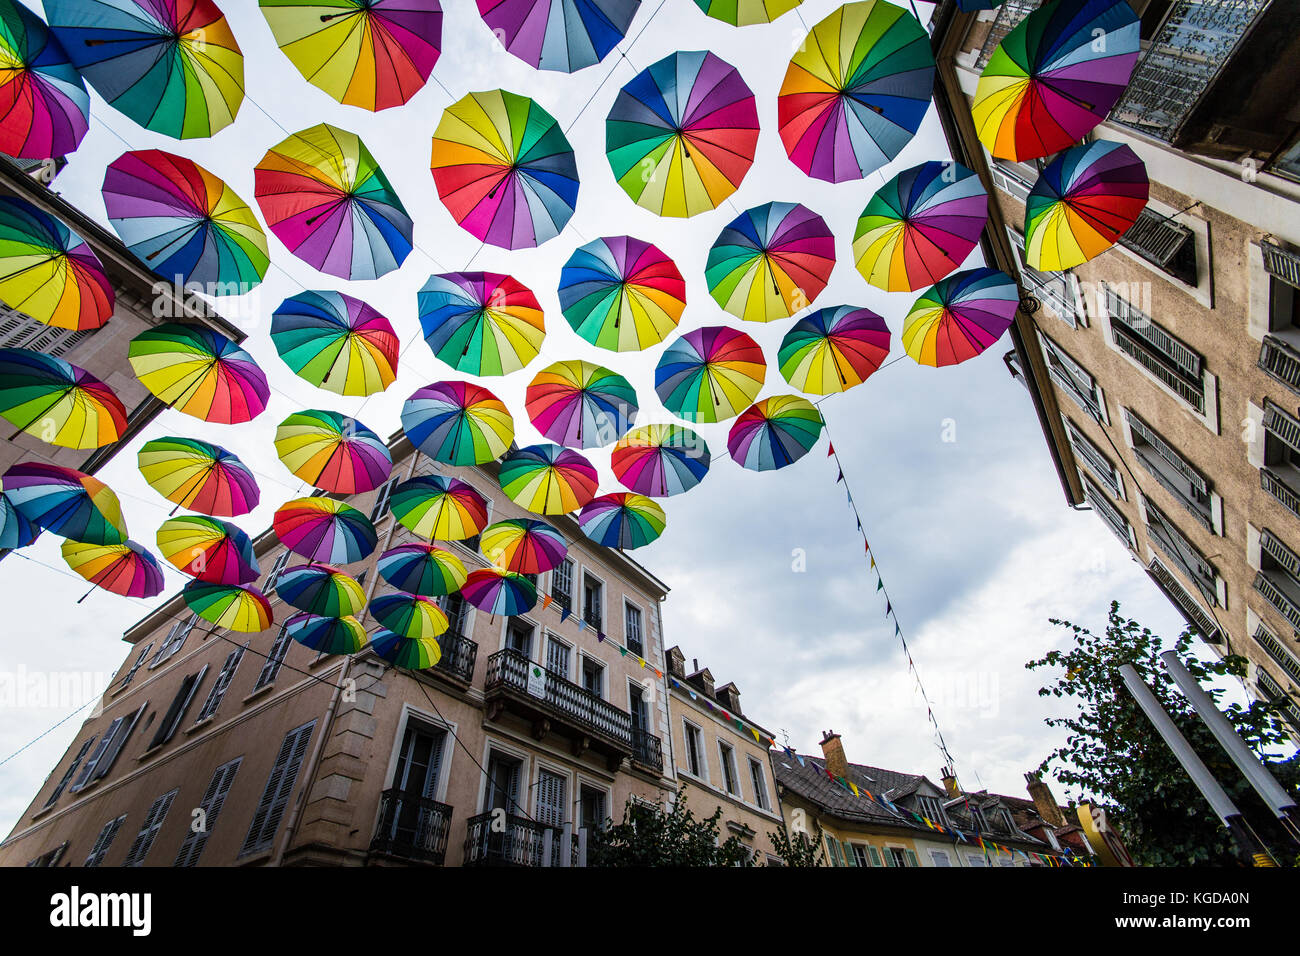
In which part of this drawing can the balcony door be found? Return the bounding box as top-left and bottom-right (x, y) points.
(384, 723), (446, 851)
(484, 751), (522, 814)
(628, 683), (648, 733)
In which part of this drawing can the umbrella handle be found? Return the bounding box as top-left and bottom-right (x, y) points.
(77, 585), (94, 604)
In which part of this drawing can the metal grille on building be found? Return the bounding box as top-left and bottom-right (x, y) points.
(974, 0), (1042, 69)
(1148, 558), (1222, 642)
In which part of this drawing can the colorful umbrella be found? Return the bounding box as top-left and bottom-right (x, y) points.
(0, 0), (89, 159)
(478, 0), (637, 72)
(417, 272), (545, 376)
(693, 0), (802, 25)
(156, 513), (259, 585)
(853, 160), (988, 293)
(727, 394), (824, 471)
(255, 123), (413, 280)
(274, 409), (393, 495)
(61, 538), (164, 599)
(606, 50), (759, 218)
(558, 235), (685, 352)
(0, 196), (113, 331)
(525, 359), (638, 449)
(430, 90), (578, 250)
(368, 625), (441, 668)
(706, 202), (835, 322)
(0, 347), (127, 449)
(611, 423), (710, 497)
(285, 610), (367, 654)
(0, 490), (37, 549)
(460, 566), (537, 616)
(369, 591), (449, 640)
(777, 305), (890, 395)
(1025, 140), (1148, 271)
(902, 267), (1019, 367)
(270, 290), (398, 396)
(182, 581), (274, 632)
(128, 323), (269, 424)
(1, 462), (126, 545)
(972, 0), (1140, 162)
(45, 0), (245, 140)
(479, 517), (567, 574)
(137, 436), (259, 517)
(654, 325), (765, 424)
(779, 0), (934, 183)
(498, 443), (597, 515)
(389, 474), (489, 541)
(274, 497), (378, 564)
(377, 542), (467, 596)
(577, 492), (665, 549)
(401, 381), (514, 465)
(260, 0), (443, 111)
(274, 562), (366, 617)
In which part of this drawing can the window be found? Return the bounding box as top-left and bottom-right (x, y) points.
(1117, 207), (1198, 286)
(826, 835), (844, 866)
(718, 742), (738, 795)
(265, 550), (292, 593)
(1256, 667), (1300, 734)
(1063, 417), (1121, 498)
(1106, 285), (1206, 414)
(195, 643), (248, 723)
(535, 768), (567, 828)
(26, 842), (68, 867)
(551, 559), (574, 611)
(546, 635), (571, 679)
(915, 795), (948, 827)
(580, 785), (608, 832)
(116, 642), (153, 692)
(1148, 558), (1222, 643)
(148, 664), (208, 749)
(84, 814), (128, 867)
(683, 721), (703, 777)
(581, 656), (605, 698)
(1010, 227), (1081, 327)
(369, 475), (400, 522)
(505, 620), (533, 659)
(1261, 401), (1300, 518)
(969, 807), (988, 832)
(0, 304), (95, 356)
(1040, 332), (1105, 422)
(1082, 475), (1134, 548)
(1126, 408), (1214, 531)
(484, 750), (522, 813)
(582, 574), (603, 630)
(886, 846), (918, 867)
(1142, 496), (1218, 606)
(967, 853), (987, 867)
(989, 156), (1036, 203)
(624, 603), (643, 655)
(851, 843), (871, 867)
(44, 737), (95, 808)
(70, 704), (146, 792)
(1255, 529), (1300, 632)
(628, 682), (649, 733)
(1254, 621), (1300, 686)
(255, 626), (292, 690)
(930, 849), (952, 867)
(150, 614), (197, 669)
(439, 591), (470, 636)
(121, 789), (179, 866)
(749, 758), (769, 810)
(174, 757), (242, 866)
(240, 720), (316, 857)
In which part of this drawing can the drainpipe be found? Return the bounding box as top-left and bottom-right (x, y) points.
(656, 595), (679, 799)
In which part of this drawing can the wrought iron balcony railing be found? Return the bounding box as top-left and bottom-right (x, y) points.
(463, 811), (565, 867)
(484, 649), (633, 752)
(368, 789), (453, 865)
(432, 632), (477, 684)
(630, 728), (663, 774)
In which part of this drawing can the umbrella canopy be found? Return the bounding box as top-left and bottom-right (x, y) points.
(779, 0), (934, 183)
(1, 462), (126, 545)
(389, 474), (489, 541)
(137, 436), (259, 517)
(727, 394), (824, 471)
(606, 50), (758, 218)
(274, 496), (378, 564)
(0, 347), (127, 449)
(377, 542), (467, 596)
(368, 625), (442, 668)
(285, 610), (367, 654)
(525, 359), (638, 449)
(156, 513), (259, 585)
(431, 89), (578, 249)
(255, 123), (413, 280)
(693, 0), (802, 25)
(558, 235), (684, 352)
(612, 423), (710, 497)
(46, 0), (244, 139)
(902, 266), (1019, 367)
(706, 201), (835, 322)
(498, 443), (597, 515)
(274, 408), (393, 495)
(418, 272), (545, 376)
(478, 0), (638, 72)
(853, 160), (988, 293)
(183, 581), (274, 632)
(654, 325), (765, 423)
(401, 380), (514, 465)
(274, 562), (366, 617)
(1025, 140), (1148, 271)
(128, 323), (269, 424)
(260, 0), (443, 111)
(778, 305), (890, 395)
(0, 196), (113, 331)
(0, 490), (38, 549)
(577, 492), (665, 549)
(972, 0), (1140, 162)
(270, 290), (398, 396)
(61, 538), (164, 599)
(369, 591), (449, 640)
(479, 517), (567, 574)
(460, 566), (537, 616)
(0, 0), (89, 159)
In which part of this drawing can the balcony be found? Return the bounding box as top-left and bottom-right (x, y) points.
(1254, 572), (1300, 633)
(430, 632), (477, 685)
(1262, 468), (1300, 520)
(368, 789), (453, 865)
(630, 728), (663, 775)
(1259, 335), (1300, 395)
(463, 811), (566, 867)
(1135, 448), (1214, 533)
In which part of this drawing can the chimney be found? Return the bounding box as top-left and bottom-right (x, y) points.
(1025, 772), (1066, 828)
(940, 765), (960, 798)
(819, 730), (848, 779)
(692, 658), (698, 671)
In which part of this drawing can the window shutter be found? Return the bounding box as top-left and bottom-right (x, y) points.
(1107, 287), (1202, 380)
(150, 665), (208, 749)
(1117, 207), (1194, 271)
(174, 757), (242, 866)
(241, 720), (315, 856)
(121, 789), (179, 866)
(826, 836), (841, 866)
(883, 846), (897, 867)
(117, 642), (153, 690)
(256, 627), (291, 689)
(842, 841), (857, 866)
(83, 704), (146, 786)
(45, 737), (95, 806)
(197, 643), (247, 722)
(905, 849), (920, 868)
(1126, 409), (1211, 495)
(867, 845), (883, 867)
(84, 814), (128, 867)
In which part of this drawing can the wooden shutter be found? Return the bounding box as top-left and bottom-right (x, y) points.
(882, 846), (897, 867)
(536, 770), (566, 827)
(241, 720), (315, 856)
(83, 815), (128, 867)
(86, 704), (146, 785)
(825, 835), (840, 866)
(45, 737), (95, 806)
(842, 841), (857, 866)
(121, 789), (178, 866)
(117, 642), (153, 690)
(70, 722), (120, 792)
(256, 627), (291, 689)
(867, 845), (883, 867)
(197, 644), (247, 721)
(174, 757), (242, 867)
(149, 665), (208, 749)
(905, 849), (920, 867)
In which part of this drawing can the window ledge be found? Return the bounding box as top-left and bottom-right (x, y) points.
(243, 683), (275, 704)
(137, 743), (164, 762)
(186, 715), (215, 736)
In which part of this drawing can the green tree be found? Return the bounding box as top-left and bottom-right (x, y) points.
(588, 787), (752, 866)
(767, 822), (826, 867)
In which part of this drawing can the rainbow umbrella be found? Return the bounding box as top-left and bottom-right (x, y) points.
(285, 611), (367, 654)
(727, 395), (824, 471)
(274, 497), (378, 564)
(255, 123), (413, 280)
(693, 0), (802, 25)
(1025, 141), (1148, 271)
(45, 0), (244, 140)
(61, 538), (164, 600)
(0, 196), (113, 331)
(137, 436), (259, 517)
(902, 267), (1019, 367)
(368, 625), (441, 668)
(778, 0), (934, 183)
(377, 542), (467, 596)
(274, 562), (366, 617)
(418, 272), (545, 376)
(778, 305), (890, 395)
(274, 409), (393, 495)
(156, 514), (259, 584)
(431, 90), (578, 250)
(606, 50), (759, 218)
(654, 326), (765, 423)
(370, 591), (449, 639)
(525, 360), (638, 449)
(260, 0), (443, 111)
(270, 290), (398, 396)
(612, 423), (709, 497)
(972, 0), (1140, 162)
(0, 347), (127, 449)
(103, 149), (268, 291)
(183, 581), (273, 632)
(461, 566), (537, 616)
(479, 517), (567, 574)
(0, 0), (89, 159)
(1, 462), (126, 545)
(558, 235), (684, 352)
(577, 492), (664, 549)
(128, 323), (269, 425)
(957, 0), (1003, 9)
(401, 381), (514, 465)
(498, 443), (597, 515)
(0, 490), (38, 549)
(478, 0), (637, 72)
(706, 202), (835, 322)
(389, 475), (489, 541)
(853, 161), (988, 293)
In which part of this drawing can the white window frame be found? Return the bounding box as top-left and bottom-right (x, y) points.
(623, 600), (644, 654)
(682, 719), (706, 781)
(717, 740), (739, 796)
(579, 652), (605, 699)
(581, 569), (605, 632)
(748, 756), (770, 810)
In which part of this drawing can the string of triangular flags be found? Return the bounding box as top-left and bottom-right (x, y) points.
(668, 676), (777, 749)
(533, 592), (667, 680)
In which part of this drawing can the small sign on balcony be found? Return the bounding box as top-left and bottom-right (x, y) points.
(527, 664), (546, 699)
